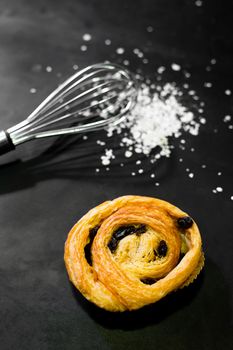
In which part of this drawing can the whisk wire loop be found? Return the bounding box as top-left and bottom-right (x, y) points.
(0, 63), (137, 154)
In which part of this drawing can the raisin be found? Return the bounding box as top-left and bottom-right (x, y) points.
(89, 225), (100, 238)
(157, 240), (168, 257)
(141, 278), (157, 285)
(107, 237), (118, 252)
(113, 226), (133, 240)
(108, 224), (147, 253)
(135, 224), (147, 235)
(177, 216), (193, 229)
(84, 225), (100, 266)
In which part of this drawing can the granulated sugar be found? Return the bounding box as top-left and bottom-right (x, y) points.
(101, 82), (200, 166)
(171, 63), (181, 71)
(82, 33), (92, 42)
(101, 149), (115, 165)
(28, 31), (232, 200)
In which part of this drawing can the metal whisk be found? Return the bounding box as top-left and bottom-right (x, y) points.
(0, 62), (138, 156)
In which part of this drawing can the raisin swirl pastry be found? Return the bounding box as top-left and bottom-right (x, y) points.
(64, 195), (204, 312)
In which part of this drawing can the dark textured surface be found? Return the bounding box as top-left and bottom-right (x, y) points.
(0, 1), (233, 349)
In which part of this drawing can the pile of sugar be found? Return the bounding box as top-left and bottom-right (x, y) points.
(100, 82), (200, 166)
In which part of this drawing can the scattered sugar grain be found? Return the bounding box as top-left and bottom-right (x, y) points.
(157, 66), (166, 74)
(105, 39), (111, 45)
(200, 118), (206, 124)
(210, 58), (216, 65)
(204, 82), (212, 88)
(146, 26), (154, 32)
(225, 89), (231, 96)
(138, 169), (144, 174)
(171, 63), (181, 71)
(223, 115), (231, 122)
(30, 88), (37, 94)
(150, 173), (155, 178)
(97, 140), (106, 146)
(188, 173), (194, 178)
(102, 158), (110, 166)
(216, 187), (223, 192)
(155, 182), (160, 186)
(195, 0), (202, 6)
(73, 64), (79, 70)
(116, 47), (125, 55)
(143, 58), (149, 64)
(46, 66), (52, 72)
(231, 196), (233, 201)
(123, 60), (130, 66)
(184, 72), (191, 78)
(101, 149), (115, 166)
(82, 33), (92, 41)
(125, 150), (133, 158)
(80, 45), (87, 51)
(188, 90), (195, 96)
(217, 172), (222, 176)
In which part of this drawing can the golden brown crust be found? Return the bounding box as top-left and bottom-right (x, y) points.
(64, 195), (204, 312)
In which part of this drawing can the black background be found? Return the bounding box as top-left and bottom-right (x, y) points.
(0, 1), (232, 349)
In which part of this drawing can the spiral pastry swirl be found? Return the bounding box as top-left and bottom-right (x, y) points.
(64, 196), (204, 311)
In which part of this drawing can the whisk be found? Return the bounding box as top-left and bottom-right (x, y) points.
(0, 62), (138, 156)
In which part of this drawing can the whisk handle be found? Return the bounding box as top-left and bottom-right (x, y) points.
(0, 130), (15, 155)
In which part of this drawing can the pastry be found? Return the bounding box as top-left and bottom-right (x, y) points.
(64, 195), (204, 312)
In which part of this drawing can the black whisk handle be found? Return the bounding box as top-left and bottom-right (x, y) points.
(0, 130), (15, 155)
